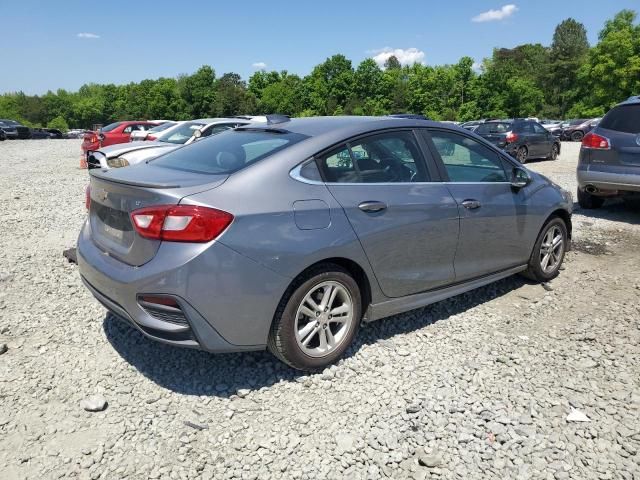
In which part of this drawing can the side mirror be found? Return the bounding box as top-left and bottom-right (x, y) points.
(511, 167), (531, 188)
(193, 129), (202, 139)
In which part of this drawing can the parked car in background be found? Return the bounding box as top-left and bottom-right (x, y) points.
(561, 118), (600, 141)
(85, 118), (261, 170)
(130, 121), (176, 142)
(30, 128), (54, 139)
(0, 128), (6, 141)
(460, 120), (485, 131)
(45, 128), (64, 139)
(577, 96), (640, 209)
(81, 121), (159, 158)
(79, 115), (572, 370)
(66, 129), (90, 139)
(475, 119), (561, 163)
(0, 119), (31, 139)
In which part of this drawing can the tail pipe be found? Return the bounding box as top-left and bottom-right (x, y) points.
(585, 184), (598, 194)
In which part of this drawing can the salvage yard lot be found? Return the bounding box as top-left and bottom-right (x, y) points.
(0, 140), (639, 479)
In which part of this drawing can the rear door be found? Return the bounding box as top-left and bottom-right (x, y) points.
(424, 128), (531, 281)
(318, 129), (459, 298)
(532, 122), (553, 157)
(592, 104), (640, 168)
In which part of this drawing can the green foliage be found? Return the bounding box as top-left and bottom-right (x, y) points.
(0, 11), (637, 127)
(46, 116), (69, 132)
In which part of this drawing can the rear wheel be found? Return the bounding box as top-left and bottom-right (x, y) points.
(522, 217), (568, 282)
(577, 188), (605, 209)
(268, 264), (361, 371)
(571, 131), (584, 142)
(516, 146), (528, 163)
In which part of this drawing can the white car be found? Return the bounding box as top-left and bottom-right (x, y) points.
(129, 121), (177, 142)
(86, 117), (266, 170)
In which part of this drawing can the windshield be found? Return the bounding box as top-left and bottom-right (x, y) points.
(475, 122), (512, 134)
(148, 122), (176, 133)
(599, 105), (640, 134)
(156, 121), (206, 144)
(152, 129), (308, 174)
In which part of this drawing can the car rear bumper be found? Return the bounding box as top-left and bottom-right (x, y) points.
(577, 166), (640, 193)
(77, 220), (291, 352)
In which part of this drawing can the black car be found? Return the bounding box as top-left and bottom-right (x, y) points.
(0, 119), (31, 139)
(0, 128), (6, 141)
(475, 119), (561, 163)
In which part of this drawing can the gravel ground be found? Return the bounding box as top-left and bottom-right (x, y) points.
(0, 139), (639, 480)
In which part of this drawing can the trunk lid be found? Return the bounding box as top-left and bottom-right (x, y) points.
(590, 127), (640, 168)
(88, 165), (228, 266)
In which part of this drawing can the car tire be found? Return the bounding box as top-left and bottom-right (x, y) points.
(571, 131), (584, 142)
(268, 264), (362, 371)
(521, 217), (568, 283)
(577, 188), (605, 209)
(516, 146), (528, 163)
(547, 143), (559, 160)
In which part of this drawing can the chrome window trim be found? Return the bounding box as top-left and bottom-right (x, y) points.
(290, 161), (512, 186)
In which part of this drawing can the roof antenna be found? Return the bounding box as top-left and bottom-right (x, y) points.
(266, 114), (290, 125)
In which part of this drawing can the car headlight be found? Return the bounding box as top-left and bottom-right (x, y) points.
(106, 157), (130, 168)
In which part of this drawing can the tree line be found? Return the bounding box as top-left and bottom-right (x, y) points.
(1, 10), (638, 131)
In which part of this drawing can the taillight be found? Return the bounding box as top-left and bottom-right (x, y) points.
(85, 185), (91, 210)
(582, 132), (610, 150)
(506, 131), (518, 143)
(130, 205), (233, 242)
(146, 135), (156, 141)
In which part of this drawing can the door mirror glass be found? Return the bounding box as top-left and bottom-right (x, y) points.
(193, 129), (202, 139)
(511, 167), (531, 188)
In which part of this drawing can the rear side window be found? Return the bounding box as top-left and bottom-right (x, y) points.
(317, 131), (429, 183)
(475, 123), (512, 134)
(599, 105), (640, 134)
(152, 130), (307, 174)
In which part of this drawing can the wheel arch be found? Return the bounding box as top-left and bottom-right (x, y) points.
(547, 208), (572, 240)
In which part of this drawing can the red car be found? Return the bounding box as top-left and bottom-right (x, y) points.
(81, 121), (159, 166)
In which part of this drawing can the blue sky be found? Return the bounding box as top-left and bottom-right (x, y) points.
(2, 0), (637, 94)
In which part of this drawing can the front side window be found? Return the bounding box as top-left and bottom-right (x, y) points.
(317, 131), (428, 183)
(533, 123), (547, 134)
(429, 130), (508, 183)
(152, 130), (307, 174)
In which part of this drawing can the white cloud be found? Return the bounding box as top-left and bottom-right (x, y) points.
(472, 61), (483, 72)
(77, 32), (100, 39)
(370, 48), (426, 68)
(472, 4), (518, 23)
(252, 62), (267, 70)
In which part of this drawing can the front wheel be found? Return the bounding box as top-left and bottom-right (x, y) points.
(521, 217), (568, 282)
(268, 265), (361, 371)
(571, 131), (584, 142)
(548, 143), (559, 160)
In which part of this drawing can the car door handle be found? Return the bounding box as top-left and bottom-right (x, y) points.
(358, 201), (387, 213)
(461, 199), (481, 210)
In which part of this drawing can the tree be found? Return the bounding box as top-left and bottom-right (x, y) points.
(384, 55), (401, 70)
(547, 18), (590, 117)
(47, 115), (69, 132)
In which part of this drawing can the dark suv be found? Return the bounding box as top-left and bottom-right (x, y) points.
(577, 96), (640, 209)
(475, 119), (561, 163)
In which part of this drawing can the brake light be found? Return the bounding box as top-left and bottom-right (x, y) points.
(506, 131), (518, 143)
(146, 135), (156, 141)
(85, 185), (91, 210)
(130, 205), (233, 242)
(582, 132), (610, 150)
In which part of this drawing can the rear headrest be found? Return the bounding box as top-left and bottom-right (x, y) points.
(216, 149), (246, 171)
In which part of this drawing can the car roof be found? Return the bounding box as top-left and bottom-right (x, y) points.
(236, 115), (447, 138)
(618, 95), (640, 106)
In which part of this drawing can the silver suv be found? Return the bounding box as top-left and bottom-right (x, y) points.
(577, 96), (640, 209)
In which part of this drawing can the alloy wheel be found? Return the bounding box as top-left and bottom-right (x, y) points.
(294, 281), (353, 358)
(517, 147), (528, 163)
(539, 225), (565, 274)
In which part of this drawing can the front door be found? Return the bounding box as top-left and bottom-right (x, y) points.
(425, 129), (530, 281)
(317, 130), (459, 298)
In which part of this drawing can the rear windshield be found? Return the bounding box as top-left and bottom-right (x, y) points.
(599, 105), (640, 134)
(152, 129), (308, 174)
(156, 121), (206, 144)
(101, 122), (122, 132)
(475, 122), (512, 134)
